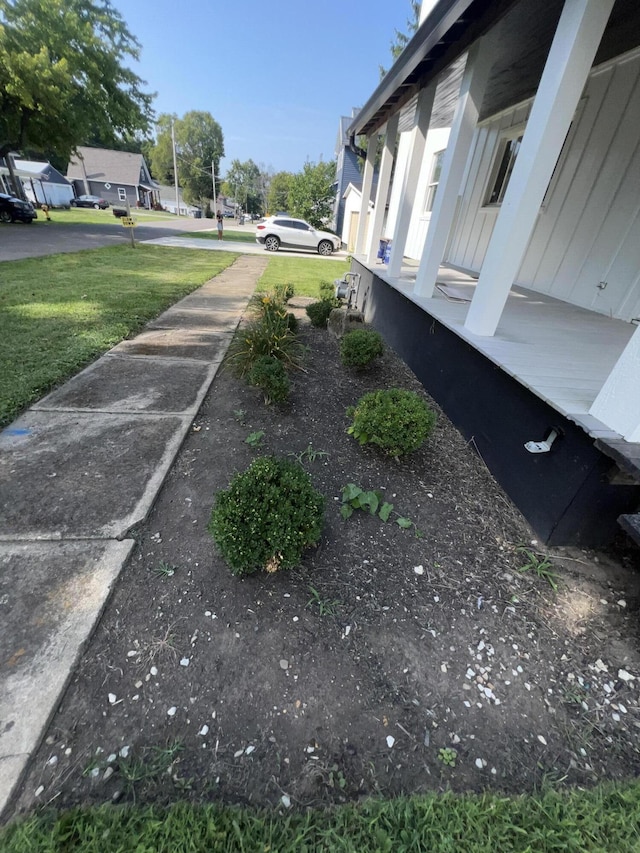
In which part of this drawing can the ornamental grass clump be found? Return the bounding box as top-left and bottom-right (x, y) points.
(225, 310), (304, 377)
(209, 456), (325, 576)
(347, 388), (436, 457)
(340, 329), (384, 369)
(247, 355), (290, 404)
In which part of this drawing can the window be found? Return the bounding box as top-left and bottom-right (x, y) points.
(118, 187), (127, 201)
(424, 149), (445, 213)
(484, 131), (523, 206)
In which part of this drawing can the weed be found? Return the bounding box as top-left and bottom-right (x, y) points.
(438, 747), (457, 767)
(245, 430), (265, 447)
(290, 444), (329, 465)
(153, 561), (179, 578)
(144, 625), (178, 662)
(340, 483), (422, 536)
(119, 741), (184, 799)
(233, 408), (247, 424)
(517, 547), (559, 591)
(306, 585), (342, 617)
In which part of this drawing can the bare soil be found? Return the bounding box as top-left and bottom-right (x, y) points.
(13, 312), (640, 814)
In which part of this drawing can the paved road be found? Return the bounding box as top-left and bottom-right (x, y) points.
(0, 215), (221, 262)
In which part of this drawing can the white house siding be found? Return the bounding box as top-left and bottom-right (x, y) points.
(446, 47), (640, 323)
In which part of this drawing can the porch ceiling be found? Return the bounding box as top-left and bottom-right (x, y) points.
(349, 0), (640, 139)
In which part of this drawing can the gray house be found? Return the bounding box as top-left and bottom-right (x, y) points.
(344, 0), (640, 548)
(0, 158), (74, 206)
(66, 147), (160, 208)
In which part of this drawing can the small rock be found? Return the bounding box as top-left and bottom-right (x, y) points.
(167, 706), (177, 716)
(35, 786), (44, 797)
(537, 735), (547, 746)
(414, 565), (424, 575)
(150, 666), (158, 677)
(612, 712), (621, 722)
(618, 669), (635, 683)
(280, 659), (289, 670)
(46, 755), (58, 766)
(617, 600), (627, 608)
(90, 767), (100, 778)
(198, 725), (209, 736)
(108, 693), (117, 704)
(475, 758), (484, 769)
(103, 767), (114, 781)
(386, 735), (395, 748)
(245, 745), (256, 755)
(119, 746), (130, 758)
(134, 680), (143, 689)
(106, 753), (117, 764)
(234, 749), (244, 758)
(126, 650), (137, 658)
(180, 657), (190, 667)
(281, 794), (291, 808)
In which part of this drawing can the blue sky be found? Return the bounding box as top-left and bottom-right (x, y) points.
(111, 0), (413, 178)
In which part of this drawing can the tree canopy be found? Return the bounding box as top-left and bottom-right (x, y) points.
(149, 111), (224, 205)
(221, 158), (262, 214)
(0, 0), (154, 161)
(266, 171), (293, 215)
(380, 0), (421, 77)
(287, 160), (336, 229)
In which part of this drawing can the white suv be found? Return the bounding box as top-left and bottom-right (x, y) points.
(255, 216), (341, 255)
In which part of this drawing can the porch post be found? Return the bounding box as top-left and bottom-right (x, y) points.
(387, 82), (437, 277)
(464, 0), (615, 337)
(355, 133), (377, 255)
(590, 326), (640, 441)
(414, 37), (494, 297)
(366, 112), (399, 265)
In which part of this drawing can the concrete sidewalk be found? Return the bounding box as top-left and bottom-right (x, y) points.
(0, 254), (267, 817)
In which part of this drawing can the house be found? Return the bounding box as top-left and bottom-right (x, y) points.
(333, 109), (366, 238)
(344, 0), (640, 548)
(0, 158), (74, 207)
(156, 184), (201, 217)
(66, 146), (160, 209)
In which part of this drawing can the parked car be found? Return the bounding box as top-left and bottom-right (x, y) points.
(0, 193), (37, 223)
(70, 194), (109, 209)
(255, 216), (340, 255)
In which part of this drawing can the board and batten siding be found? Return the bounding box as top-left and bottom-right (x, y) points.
(446, 46), (640, 323)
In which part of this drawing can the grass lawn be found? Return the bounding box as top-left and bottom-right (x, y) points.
(34, 208), (178, 226)
(0, 245), (238, 427)
(257, 256), (350, 297)
(189, 229), (258, 243)
(2, 783), (639, 851)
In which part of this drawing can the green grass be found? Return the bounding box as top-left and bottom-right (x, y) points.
(37, 208), (177, 226)
(189, 229), (258, 243)
(2, 783), (640, 851)
(258, 256), (350, 298)
(0, 245), (238, 427)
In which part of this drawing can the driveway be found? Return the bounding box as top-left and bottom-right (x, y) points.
(0, 216), (219, 262)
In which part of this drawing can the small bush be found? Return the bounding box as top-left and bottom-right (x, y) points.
(226, 311), (304, 377)
(319, 281), (337, 300)
(340, 329), (384, 369)
(306, 299), (336, 328)
(209, 456), (325, 575)
(347, 388), (436, 457)
(247, 355), (291, 404)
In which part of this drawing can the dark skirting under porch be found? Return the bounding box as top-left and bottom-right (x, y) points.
(351, 260), (640, 547)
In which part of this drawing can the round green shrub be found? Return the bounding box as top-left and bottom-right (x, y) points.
(247, 355), (290, 404)
(306, 299), (336, 328)
(209, 456), (325, 575)
(340, 329), (384, 369)
(347, 388), (436, 457)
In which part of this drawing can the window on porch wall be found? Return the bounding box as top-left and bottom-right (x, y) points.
(485, 132), (523, 206)
(424, 149), (445, 213)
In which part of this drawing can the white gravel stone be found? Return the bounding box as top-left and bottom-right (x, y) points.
(280, 659), (289, 670)
(35, 786), (44, 797)
(618, 669), (635, 682)
(386, 736), (395, 748)
(108, 693), (117, 704)
(150, 666), (158, 676)
(120, 746), (130, 758)
(198, 725), (209, 736)
(537, 735), (547, 746)
(180, 657), (190, 667)
(167, 706), (177, 716)
(413, 565), (424, 575)
(103, 767), (114, 781)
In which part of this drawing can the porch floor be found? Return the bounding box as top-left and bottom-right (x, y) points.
(356, 256), (636, 442)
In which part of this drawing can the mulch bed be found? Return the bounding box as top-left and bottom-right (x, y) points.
(13, 313), (640, 814)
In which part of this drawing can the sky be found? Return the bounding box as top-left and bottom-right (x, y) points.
(111, 0), (414, 178)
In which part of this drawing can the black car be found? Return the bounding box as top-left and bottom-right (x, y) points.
(0, 192), (37, 223)
(70, 194), (109, 209)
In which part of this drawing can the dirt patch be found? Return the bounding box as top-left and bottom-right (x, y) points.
(12, 317), (640, 813)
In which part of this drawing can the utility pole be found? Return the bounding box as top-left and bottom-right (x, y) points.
(171, 119), (180, 217)
(211, 160), (217, 214)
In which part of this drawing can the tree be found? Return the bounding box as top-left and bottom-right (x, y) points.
(380, 0), (421, 77)
(149, 111), (224, 206)
(0, 0), (154, 164)
(287, 160), (336, 229)
(222, 159), (262, 214)
(267, 171), (293, 214)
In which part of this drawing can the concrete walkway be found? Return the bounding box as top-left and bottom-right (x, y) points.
(0, 254), (267, 817)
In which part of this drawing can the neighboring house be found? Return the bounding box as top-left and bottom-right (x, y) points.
(0, 158), (74, 206)
(333, 109), (366, 237)
(156, 184), (201, 217)
(344, 0), (640, 548)
(66, 146), (160, 208)
(340, 181), (377, 252)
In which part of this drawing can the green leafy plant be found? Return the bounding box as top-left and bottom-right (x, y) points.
(438, 747), (457, 767)
(290, 444), (329, 464)
(247, 355), (291, 404)
(306, 299), (337, 328)
(517, 547), (559, 591)
(347, 388), (436, 457)
(306, 585), (341, 617)
(153, 561), (179, 578)
(233, 408), (247, 424)
(225, 310), (305, 377)
(245, 430), (265, 447)
(340, 329), (384, 369)
(340, 483), (421, 535)
(209, 456), (325, 575)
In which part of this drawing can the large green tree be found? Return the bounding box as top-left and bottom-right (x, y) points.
(380, 0), (421, 77)
(221, 159), (262, 214)
(267, 171), (293, 214)
(149, 110), (224, 206)
(288, 160), (336, 229)
(0, 0), (154, 162)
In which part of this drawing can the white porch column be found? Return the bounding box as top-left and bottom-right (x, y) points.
(464, 0), (615, 337)
(366, 112), (399, 265)
(355, 133), (377, 255)
(414, 37), (494, 297)
(387, 82), (437, 277)
(590, 326), (640, 441)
